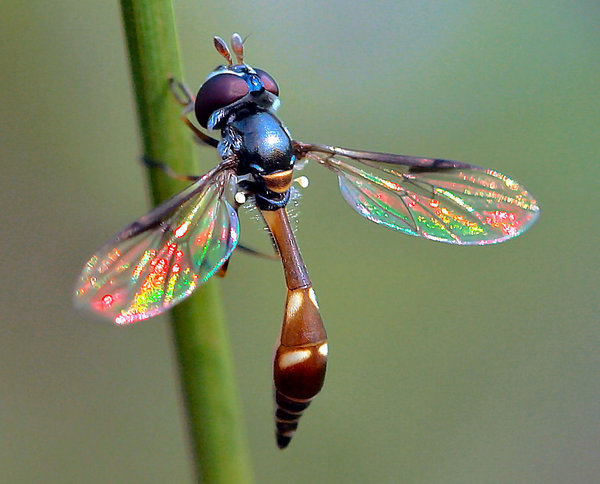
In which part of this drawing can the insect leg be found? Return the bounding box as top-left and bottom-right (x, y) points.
(141, 155), (201, 182)
(168, 77), (219, 148)
(168, 76), (195, 109)
(235, 243), (280, 260)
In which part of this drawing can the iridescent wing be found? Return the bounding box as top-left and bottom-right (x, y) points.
(74, 165), (239, 324)
(295, 143), (540, 245)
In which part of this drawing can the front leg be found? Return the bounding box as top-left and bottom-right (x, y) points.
(168, 77), (219, 148)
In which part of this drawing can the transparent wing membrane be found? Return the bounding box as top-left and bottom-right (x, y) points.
(301, 146), (539, 245)
(74, 169), (239, 324)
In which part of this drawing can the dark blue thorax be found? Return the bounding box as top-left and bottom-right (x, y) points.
(227, 110), (294, 177)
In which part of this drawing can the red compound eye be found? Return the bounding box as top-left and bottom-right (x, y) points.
(194, 73), (249, 128)
(254, 68), (279, 96)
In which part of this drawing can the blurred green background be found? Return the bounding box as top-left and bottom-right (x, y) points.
(1, 1), (599, 482)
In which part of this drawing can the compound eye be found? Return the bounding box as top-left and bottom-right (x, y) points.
(254, 68), (279, 96)
(194, 73), (249, 128)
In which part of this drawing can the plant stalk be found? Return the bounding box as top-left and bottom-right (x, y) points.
(119, 1), (254, 482)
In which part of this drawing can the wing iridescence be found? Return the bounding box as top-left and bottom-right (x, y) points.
(303, 148), (539, 245)
(74, 169), (239, 324)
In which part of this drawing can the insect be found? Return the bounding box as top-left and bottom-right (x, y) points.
(74, 33), (540, 449)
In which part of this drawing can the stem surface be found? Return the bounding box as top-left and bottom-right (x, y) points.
(119, 2), (254, 482)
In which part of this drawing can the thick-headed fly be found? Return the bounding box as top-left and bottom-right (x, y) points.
(75, 34), (540, 448)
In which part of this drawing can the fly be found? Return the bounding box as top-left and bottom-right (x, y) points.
(74, 33), (540, 449)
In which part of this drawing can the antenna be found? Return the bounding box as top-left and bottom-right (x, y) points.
(231, 33), (244, 64)
(213, 36), (232, 65)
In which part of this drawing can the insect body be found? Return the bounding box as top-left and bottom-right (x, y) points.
(74, 34), (540, 448)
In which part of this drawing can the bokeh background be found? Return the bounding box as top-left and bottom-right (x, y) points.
(2, 1), (599, 482)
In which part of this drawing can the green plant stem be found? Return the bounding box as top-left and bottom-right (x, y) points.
(119, 2), (254, 482)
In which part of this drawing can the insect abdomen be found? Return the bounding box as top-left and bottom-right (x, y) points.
(274, 339), (328, 448)
(261, 209), (328, 448)
(272, 285), (328, 449)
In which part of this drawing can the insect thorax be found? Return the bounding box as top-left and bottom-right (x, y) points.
(219, 107), (295, 210)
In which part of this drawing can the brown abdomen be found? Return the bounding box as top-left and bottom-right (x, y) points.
(274, 340), (328, 448)
(273, 287), (327, 449)
(262, 208), (328, 449)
